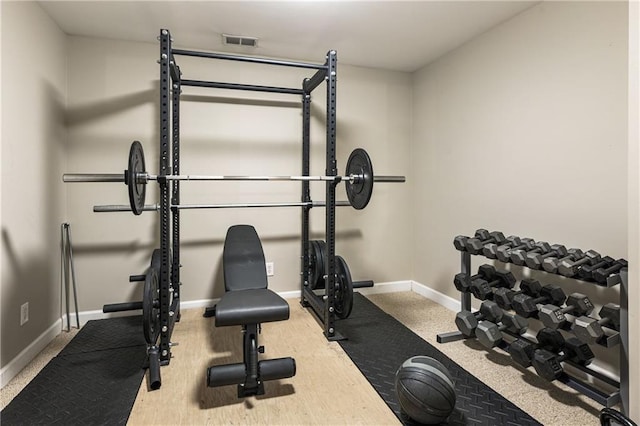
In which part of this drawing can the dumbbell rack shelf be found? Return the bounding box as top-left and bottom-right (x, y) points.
(437, 248), (627, 410)
(493, 332), (621, 407)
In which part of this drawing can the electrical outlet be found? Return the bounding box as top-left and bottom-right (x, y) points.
(266, 262), (274, 277)
(20, 302), (29, 326)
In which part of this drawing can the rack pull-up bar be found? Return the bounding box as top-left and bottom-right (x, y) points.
(172, 48), (327, 71)
(181, 79), (304, 95)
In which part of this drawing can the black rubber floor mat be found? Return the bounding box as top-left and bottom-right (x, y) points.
(337, 293), (542, 426)
(1, 318), (146, 426)
(60, 316), (146, 356)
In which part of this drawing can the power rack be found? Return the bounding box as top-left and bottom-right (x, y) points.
(158, 28), (345, 352)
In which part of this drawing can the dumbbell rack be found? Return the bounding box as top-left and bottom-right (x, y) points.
(437, 239), (629, 413)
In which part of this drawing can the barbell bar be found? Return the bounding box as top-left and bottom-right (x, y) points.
(64, 173), (405, 184)
(93, 201), (353, 213)
(62, 141), (406, 214)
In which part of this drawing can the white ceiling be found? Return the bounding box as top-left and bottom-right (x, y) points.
(39, 1), (538, 72)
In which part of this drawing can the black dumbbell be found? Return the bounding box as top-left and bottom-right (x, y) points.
(453, 229), (488, 252)
(593, 259), (628, 286)
(469, 270), (516, 301)
(525, 244), (567, 270)
(532, 337), (594, 381)
(542, 248), (583, 274)
(453, 264), (495, 293)
(454, 300), (503, 337)
(483, 235), (521, 259)
(511, 285), (566, 318)
(465, 231), (507, 255)
(509, 328), (566, 368)
(510, 242), (551, 266)
(538, 293), (595, 329)
(577, 256), (614, 280)
(493, 278), (542, 311)
(495, 238), (535, 263)
(572, 303), (621, 344)
(475, 313), (529, 349)
(557, 250), (601, 277)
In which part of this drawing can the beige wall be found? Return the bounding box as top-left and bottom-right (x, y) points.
(1, 2), (67, 368)
(65, 36), (413, 310)
(412, 0), (633, 414)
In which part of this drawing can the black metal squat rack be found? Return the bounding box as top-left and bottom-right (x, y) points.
(156, 27), (346, 375)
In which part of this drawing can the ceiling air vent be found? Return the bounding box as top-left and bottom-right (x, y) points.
(223, 34), (258, 47)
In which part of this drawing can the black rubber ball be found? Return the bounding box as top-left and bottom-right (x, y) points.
(395, 356), (456, 424)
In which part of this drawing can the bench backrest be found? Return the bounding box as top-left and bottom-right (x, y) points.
(223, 225), (268, 292)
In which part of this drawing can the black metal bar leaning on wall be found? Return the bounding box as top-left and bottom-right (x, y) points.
(181, 79), (304, 95)
(172, 48), (327, 70)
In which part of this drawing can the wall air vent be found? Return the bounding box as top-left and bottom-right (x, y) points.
(222, 34), (258, 47)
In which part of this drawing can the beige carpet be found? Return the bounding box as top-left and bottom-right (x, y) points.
(1, 291), (608, 425)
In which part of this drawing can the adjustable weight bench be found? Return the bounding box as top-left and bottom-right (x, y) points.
(206, 225), (296, 397)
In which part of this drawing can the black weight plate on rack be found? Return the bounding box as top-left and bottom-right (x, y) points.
(316, 240), (326, 290)
(127, 141), (146, 216)
(309, 241), (322, 290)
(345, 148), (374, 210)
(151, 249), (161, 270)
(142, 266), (160, 344)
(334, 255), (354, 319)
(310, 240), (327, 290)
(150, 248), (171, 272)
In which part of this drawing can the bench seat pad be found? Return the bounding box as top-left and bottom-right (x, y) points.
(215, 288), (290, 327)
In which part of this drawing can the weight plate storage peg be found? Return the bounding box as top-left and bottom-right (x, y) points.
(345, 148), (374, 210)
(127, 141), (147, 215)
(334, 256), (354, 319)
(143, 266), (161, 344)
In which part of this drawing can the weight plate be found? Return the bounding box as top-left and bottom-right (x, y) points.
(143, 266), (160, 344)
(315, 240), (326, 290)
(345, 148), (374, 210)
(334, 255), (354, 319)
(309, 241), (321, 290)
(127, 141), (147, 215)
(309, 240), (327, 290)
(151, 248), (162, 270)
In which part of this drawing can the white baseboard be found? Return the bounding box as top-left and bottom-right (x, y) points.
(0, 319), (62, 388)
(62, 309), (142, 328)
(356, 280), (412, 295)
(410, 281), (461, 312)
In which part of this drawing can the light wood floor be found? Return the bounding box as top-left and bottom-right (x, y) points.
(2, 291), (609, 425)
(128, 302), (399, 425)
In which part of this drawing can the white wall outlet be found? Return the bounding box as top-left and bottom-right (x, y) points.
(266, 262), (274, 276)
(20, 302), (29, 326)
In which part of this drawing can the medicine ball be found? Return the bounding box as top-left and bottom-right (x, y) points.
(395, 356), (456, 424)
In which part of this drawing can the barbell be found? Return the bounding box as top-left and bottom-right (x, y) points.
(63, 141), (406, 214)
